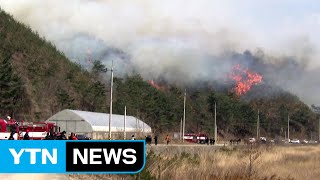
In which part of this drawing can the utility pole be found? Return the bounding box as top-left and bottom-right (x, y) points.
(136, 110), (139, 137)
(288, 114), (290, 141)
(180, 118), (182, 140)
(182, 89), (186, 143)
(124, 106), (126, 140)
(143, 122), (145, 135)
(257, 109), (260, 140)
(310, 106), (320, 142)
(214, 102), (217, 143)
(108, 60), (114, 140)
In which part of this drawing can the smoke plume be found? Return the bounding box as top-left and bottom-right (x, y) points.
(1, 0), (320, 105)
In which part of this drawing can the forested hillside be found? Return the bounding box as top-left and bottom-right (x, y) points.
(111, 75), (318, 139)
(0, 8), (317, 139)
(0, 9), (108, 120)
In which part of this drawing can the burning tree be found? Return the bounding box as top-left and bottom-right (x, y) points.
(228, 64), (262, 96)
(149, 79), (166, 91)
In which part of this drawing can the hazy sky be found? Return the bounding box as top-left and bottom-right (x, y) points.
(1, 0), (319, 57)
(1, 0), (320, 105)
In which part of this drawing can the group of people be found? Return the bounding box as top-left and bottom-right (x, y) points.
(145, 135), (159, 145)
(44, 131), (78, 140)
(7, 129), (78, 140)
(132, 134), (170, 145)
(8, 130), (30, 140)
(154, 134), (170, 145)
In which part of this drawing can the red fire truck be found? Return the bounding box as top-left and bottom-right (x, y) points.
(183, 133), (209, 144)
(0, 119), (19, 140)
(0, 119), (59, 140)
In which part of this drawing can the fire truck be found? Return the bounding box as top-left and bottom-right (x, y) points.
(183, 133), (209, 144)
(0, 119), (59, 140)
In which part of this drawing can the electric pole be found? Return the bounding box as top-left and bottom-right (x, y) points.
(182, 89), (186, 143)
(109, 60), (114, 140)
(124, 106), (126, 140)
(214, 102), (217, 143)
(180, 118), (182, 140)
(288, 114), (290, 141)
(310, 106), (320, 142)
(257, 109), (260, 140)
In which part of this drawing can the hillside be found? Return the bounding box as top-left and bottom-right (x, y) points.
(111, 75), (317, 139)
(0, 8), (317, 139)
(0, 9), (108, 120)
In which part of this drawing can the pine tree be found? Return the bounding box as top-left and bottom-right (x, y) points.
(0, 54), (23, 117)
(56, 88), (74, 110)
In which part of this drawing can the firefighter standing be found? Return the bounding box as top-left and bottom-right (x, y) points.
(45, 132), (50, 140)
(23, 130), (30, 140)
(58, 131), (67, 140)
(154, 135), (158, 145)
(68, 133), (72, 140)
(8, 131), (15, 140)
(69, 132), (78, 140)
(165, 134), (170, 145)
(72, 133), (78, 140)
(49, 128), (54, 139)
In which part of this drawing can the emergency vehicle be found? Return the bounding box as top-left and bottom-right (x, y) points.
(0, 119), (59, 140)
(183, 133), (208, 144)
(0, 119), (19, 140)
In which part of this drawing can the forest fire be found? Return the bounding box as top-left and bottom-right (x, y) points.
(228, 64), (262, 96)
(149, 80), (163, 90)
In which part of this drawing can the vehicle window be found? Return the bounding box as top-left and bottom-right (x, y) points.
(193, 136), (197, 141)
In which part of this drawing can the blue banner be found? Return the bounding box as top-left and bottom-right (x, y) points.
(0, 140), (146, 174)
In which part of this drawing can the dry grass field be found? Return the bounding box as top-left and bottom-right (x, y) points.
(69, 144), (320, 180)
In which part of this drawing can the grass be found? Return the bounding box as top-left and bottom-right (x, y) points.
(69, 144), (320, 180)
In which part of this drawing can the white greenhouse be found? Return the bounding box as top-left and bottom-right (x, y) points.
(46, 109), (152, 139)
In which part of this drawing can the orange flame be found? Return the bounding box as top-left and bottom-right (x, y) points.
(149, 80), (165, 91)
(228, 64), (262, 96)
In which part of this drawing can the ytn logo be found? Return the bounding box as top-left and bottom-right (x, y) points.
(9, 148), (57, 164)
(0, 140), (146, 174)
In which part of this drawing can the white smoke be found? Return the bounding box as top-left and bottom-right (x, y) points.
(1, 0), (320, 105)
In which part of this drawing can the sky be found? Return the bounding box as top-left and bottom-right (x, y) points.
(0, 0), (320, 105)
